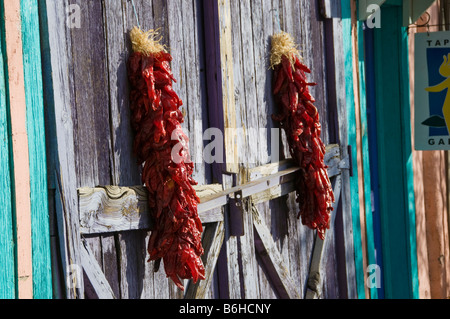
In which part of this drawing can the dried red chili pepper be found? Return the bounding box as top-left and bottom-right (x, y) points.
(127, 27), (205, 290)
(270, 32), (334, 240)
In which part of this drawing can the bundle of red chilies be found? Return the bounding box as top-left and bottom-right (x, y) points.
(270, 32), (334, 240)
(127, 27), (205, 290)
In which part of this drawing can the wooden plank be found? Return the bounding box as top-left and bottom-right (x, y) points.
(218, 0), (238, 174)
(102, 0), (138, 300)
(79, 184), (224, 235)
(179, 0), (206, 183)
(341, 0), (366, 299)
(166, 0), (188, 165)
(237, 0), (259, 171)
(252, 206), (301, 299)
(155, 2), (180, 300)
(249, 145), (341, 204)
(114, 0), (157, 300)
(220, 206), (241, 299)
(301, 0), (330, 145)
(282, 1), (331, 297)
(80, 238), (116, 299)
(251, 0), (270, 166)
(320, 0), (341, 18)
(355, 1), (378, 299)
(124, 0), (154, 32)
(3, 0), (33, 299)
(103, 0), (141, 187)
(247, 145), (339, 207)
(239, 204), (259, 299)
(231, 0), (263, 283)
(248, 145), (340, 179)
(352, 0), (370, 299)
(327, 9), (358, 299)
(116, 229), (146, 299)
(70, 0), (112, 188)
(247, 144), (343, 299)
(185, 221), (225, 299)
(20, 0), (52, 299)
(41, 0), (84, 299)
(203, 0), (240, 299)
(79, 186), (149, 235)
(227, 0), (250, 299)
(97, 234), (120, 298)
(0, 0), (15, 298)
(69, 0), (112, 299)
(38, 0), (64, 299)
(305, 174), (342, 299)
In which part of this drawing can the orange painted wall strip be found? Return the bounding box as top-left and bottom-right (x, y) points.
(3, 0), (33, 299)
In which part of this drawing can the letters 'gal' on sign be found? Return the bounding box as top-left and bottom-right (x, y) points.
(415, 31), (450, 150)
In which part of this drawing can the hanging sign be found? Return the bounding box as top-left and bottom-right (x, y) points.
(415, 31), (450, 150)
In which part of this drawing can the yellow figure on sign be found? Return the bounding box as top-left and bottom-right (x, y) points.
(426, 53), (450, 132)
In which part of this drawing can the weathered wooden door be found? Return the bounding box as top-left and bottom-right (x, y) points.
(43, 0), (212, 299)
(42, 0), (357, 299)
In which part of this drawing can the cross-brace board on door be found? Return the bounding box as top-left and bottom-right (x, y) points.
(76, 144), (345, 299)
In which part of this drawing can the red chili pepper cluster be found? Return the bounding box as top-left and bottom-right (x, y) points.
(127, 43), (205, 290)
(272, 54), (335, 240)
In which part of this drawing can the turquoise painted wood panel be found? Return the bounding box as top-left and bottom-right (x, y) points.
(398, 9), (419, 299)
(355, 0), (379, 297)
(341, 0), (366, 300)
(20, 0), (52, 299)
(373, 4), (418, 299)
(0, 0), (16, 299)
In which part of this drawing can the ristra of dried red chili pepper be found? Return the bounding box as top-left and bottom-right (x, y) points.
(270, 32), (334, 240)
(127, 27), (205, 290)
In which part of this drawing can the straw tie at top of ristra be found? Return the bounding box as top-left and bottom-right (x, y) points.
(270, 31), (335, 241)
(127, 26), (205, 291)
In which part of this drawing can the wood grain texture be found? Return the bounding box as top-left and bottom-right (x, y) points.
(3, 0), (33, 299)
(305, 174), (342, 299)
(185, 221), (225, 299)
(78, 184), (224, 235)
(322, 8), (356, 298)
(70, 0), (112, 189)
(42, 0), (94, 298)
(354, 2), (375, 299)
(248, 145), (341, 205)
(219, 0), (338, 299)
(253, 205), (301, 299)
(218, 0), (238, 173)
(45, 0), (215, 299)
(46, 0), (353, 299)
(20, 0), (52, 299)
(0, 0), (15, 297)
(81, 238), (116, 299)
